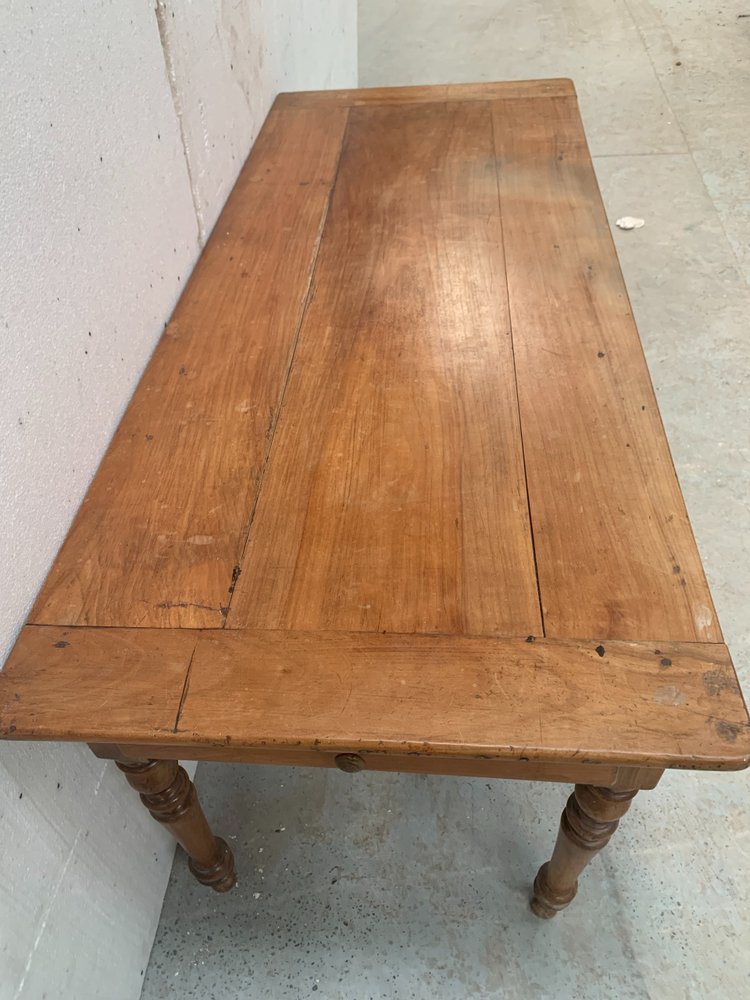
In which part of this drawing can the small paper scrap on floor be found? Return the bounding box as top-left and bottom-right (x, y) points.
(616, 216), (645, 230)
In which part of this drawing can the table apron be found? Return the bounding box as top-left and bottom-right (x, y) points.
(89, 743), (663, 790)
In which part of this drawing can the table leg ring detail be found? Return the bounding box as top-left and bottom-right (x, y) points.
(116, 758), (237, 893)
(530, 784), (638, 918)
(189, 836), (236, 892)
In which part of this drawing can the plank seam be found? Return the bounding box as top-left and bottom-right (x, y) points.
(488, 106), (547, 638)
(11, 622), (731, 646)
(222, 109), (352, 627)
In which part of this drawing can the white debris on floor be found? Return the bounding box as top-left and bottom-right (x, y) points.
(616, 216), (646, 229)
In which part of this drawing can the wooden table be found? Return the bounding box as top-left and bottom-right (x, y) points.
(2, 80), (748, 918)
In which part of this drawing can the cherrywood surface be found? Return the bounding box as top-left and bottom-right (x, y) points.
(3, 626), (748, 770)
(492, 95), (720, 642)
(30, 106), (347, 629)
(2, 80), (747, 780)
(227, 100), (541, 634)
(273, 78), (577, 108)
(0, 625), (194, 740)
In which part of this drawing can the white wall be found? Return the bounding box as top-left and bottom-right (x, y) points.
(157, 0), (357, 242)
(0, 2), (356, 998)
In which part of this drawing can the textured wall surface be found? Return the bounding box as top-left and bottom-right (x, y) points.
(0, 2), (355, 998)
(157, 0), (357, 242)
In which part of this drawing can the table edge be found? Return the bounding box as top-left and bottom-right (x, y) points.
(273, 78), (577, 109)
(2, 625), (747, 772)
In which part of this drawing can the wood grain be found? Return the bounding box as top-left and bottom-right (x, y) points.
(180, 632), (749, 769)
(0, 625), (194, 741)
(30, 106), (348, 629)
(491, 95), (721, 642)
(274, 79), (576, 109)
(227, 100), (541, 635)
(3, 627), (748, 770)
(92, 743), (664, 790)
(3, 83), (745, 791)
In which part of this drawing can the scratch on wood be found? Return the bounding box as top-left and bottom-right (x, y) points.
(155, 601), (221, 614)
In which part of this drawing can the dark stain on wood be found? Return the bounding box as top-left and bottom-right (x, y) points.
(227, 565), (242, 596)
(715, 720), (742, 743)
(704, 670), (740, 697)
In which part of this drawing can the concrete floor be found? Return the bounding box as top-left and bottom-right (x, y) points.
(142, 3), (750, 998)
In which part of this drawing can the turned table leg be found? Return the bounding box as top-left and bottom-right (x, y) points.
(116, 758), (236, 892)
(531, 784), (637, 918)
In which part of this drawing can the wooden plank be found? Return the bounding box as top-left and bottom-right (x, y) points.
(30, 106), (348, 629)
(491, 95), (721, 642)
(179, 632), (749, 770)
(274, 79), (576, 109)
(2, 628), (747, 771)
(0, 626), (194, 742)
(178, 630), (750, 768)
(92, 742), (663, 790)
(228, 101), (541, 636)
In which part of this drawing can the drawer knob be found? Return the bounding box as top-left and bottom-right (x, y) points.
(335, 753), (365, 773)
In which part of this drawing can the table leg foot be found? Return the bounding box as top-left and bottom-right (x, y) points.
(530, 784), (636, 918)
(116, 758), (236, 892)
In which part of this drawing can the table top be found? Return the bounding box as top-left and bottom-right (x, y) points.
(2, 80), (748, 771)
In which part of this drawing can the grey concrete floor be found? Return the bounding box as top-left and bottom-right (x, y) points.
(142, 3), (750, 998)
